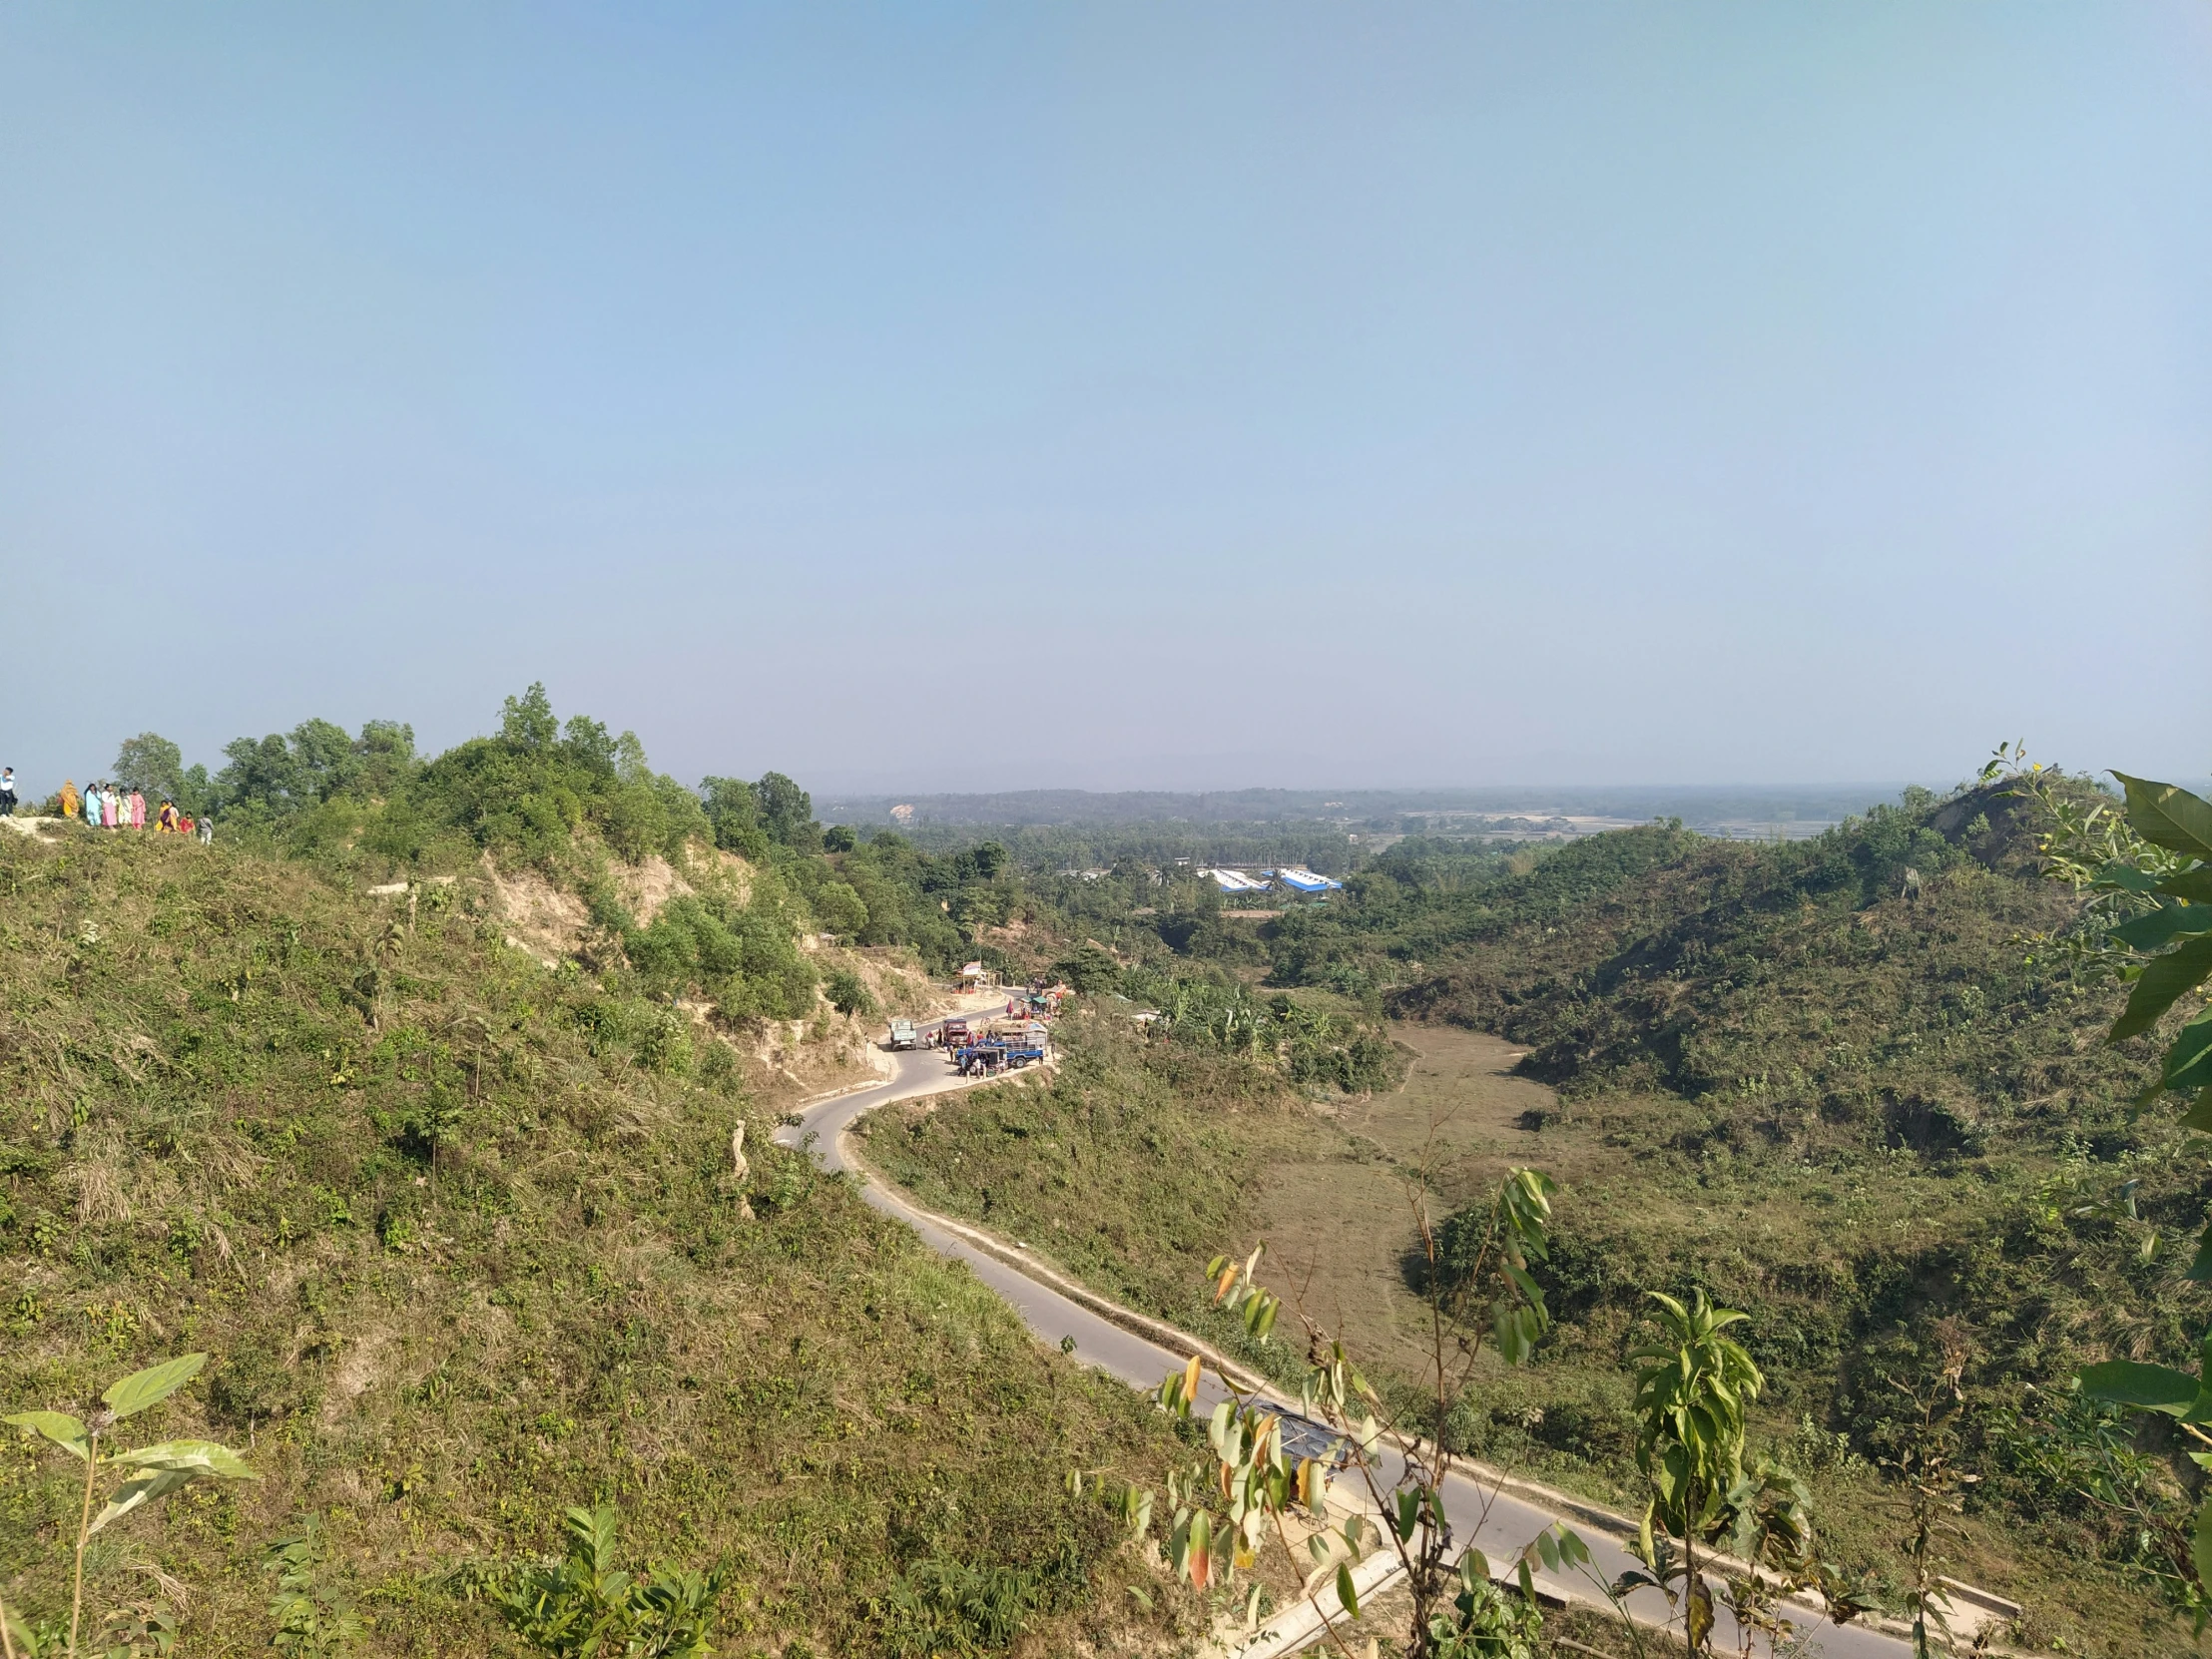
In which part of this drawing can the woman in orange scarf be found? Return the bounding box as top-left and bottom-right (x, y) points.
(60, 781), (80, 819)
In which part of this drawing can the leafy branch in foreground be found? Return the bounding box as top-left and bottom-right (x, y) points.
(3, 1356), (257, 1659)
(1615, 1290), (1861, 1657)
(2023, 764), (2212, 1622)
(1881, 1337), (1972, 1659)
(1111, 1169), (1565, 1659)
(490, 1504), (723, 1659)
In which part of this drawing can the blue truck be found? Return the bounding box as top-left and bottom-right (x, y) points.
(954, 1020), (1049, 1075)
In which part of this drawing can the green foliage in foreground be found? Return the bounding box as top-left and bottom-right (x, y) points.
(2025, 766), (2212, 1623)
(0, 830), (1181, 1653)
(1126, 1181), (1562, 1659)
(4, 1355), (256, 1657)
(1130, 1216), (1854, 1659)
(491, 1505), (720, 1659)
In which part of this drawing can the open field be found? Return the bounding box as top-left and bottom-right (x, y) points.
(1245, 1026), (1550, 1381)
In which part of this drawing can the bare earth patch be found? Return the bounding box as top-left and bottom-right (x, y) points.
(614, 851), (692, 924)
(480, 854), (590, 965)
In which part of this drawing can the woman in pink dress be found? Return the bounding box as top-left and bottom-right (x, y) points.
(103, 786), (119, 829)
(129, 791), (146, 829)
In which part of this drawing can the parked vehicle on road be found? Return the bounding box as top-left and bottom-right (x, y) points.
(885, 1018), (919, 1050)
(954, 1019), (1048, 1075)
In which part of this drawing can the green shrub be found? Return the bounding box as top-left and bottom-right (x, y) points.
(824, 968), (877, 1019)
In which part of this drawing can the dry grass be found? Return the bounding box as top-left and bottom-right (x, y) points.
(0, 830), (1210, 1656)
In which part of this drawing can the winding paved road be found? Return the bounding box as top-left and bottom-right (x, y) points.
(778, 1031), (1919, 1658)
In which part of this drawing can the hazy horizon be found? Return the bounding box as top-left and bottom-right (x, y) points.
(5, 5), (2207, 797)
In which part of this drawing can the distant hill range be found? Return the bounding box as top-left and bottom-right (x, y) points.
(818, 784), (1917, 840)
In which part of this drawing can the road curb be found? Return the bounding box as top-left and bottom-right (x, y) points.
(835, 1131), (1273, 1394)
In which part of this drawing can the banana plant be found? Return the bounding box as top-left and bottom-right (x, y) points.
(3, 1355), (256, 1659)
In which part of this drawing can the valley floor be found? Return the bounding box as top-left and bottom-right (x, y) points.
(1248, 1025), (1553, 1382)
(861, 1015), (2200, 1657)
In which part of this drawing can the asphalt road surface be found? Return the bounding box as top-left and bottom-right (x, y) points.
(778, 1031), (1916, 1658)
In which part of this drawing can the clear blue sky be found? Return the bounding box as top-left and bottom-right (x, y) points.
(4, 4), (2207, 797)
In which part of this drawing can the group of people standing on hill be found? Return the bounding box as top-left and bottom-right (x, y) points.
(54, 779), (212, 841)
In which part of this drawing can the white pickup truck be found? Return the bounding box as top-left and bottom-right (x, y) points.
(884, 1018), (920, 1050)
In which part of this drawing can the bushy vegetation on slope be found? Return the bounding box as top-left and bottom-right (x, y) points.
(0, 829), (1195, 1655)
(94, 688), (1057, 1002)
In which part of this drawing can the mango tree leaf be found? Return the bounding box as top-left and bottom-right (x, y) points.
(2187, 1222), (2212, 1284)
(2096, 871), (2167, 897)
(4, 1410), (90, 1459)
(1247, 1296), (1279, 1344)
(2116, 775), (2212, 862)
(2079, 1361), (2204, 1416)
(1687, 1578), (1716, 1650)
(2160, 1008), (2212, 1095)
(1336, 1560), (1360, 1619)
(1393, 1489), (1418, 1542)
(109, 1438), (256, 1479)
(2197, 1497), (2212, 1594)
(2110, 934), (2212, 1043)
(2162, 869), (2212, 904)
(2098, 861), (2167, 893)
(2114, 907), (2212, 951)
(102, 1355), (206, 1420)
(1495, 1303), (1543, 1366)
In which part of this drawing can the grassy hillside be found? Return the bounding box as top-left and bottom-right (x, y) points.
(1384, 787), (2209, 1644)
(0, 828), (1201, 1656)
(855, 784), (2212, 1653)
